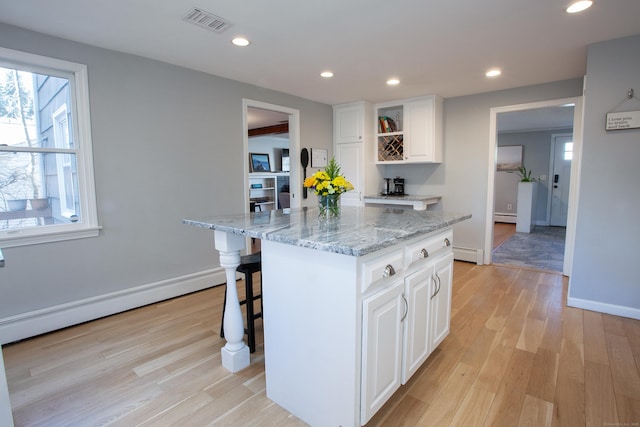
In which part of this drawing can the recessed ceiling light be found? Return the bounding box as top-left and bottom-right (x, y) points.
(231, 37), (250, 47)
(486, 69), (502, 77)
(566, 0), (593, 13)
(321, 71), (334, 78)
(387, 78), (400, 86)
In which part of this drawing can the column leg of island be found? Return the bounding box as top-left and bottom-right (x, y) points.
(214, 230), (250, 373)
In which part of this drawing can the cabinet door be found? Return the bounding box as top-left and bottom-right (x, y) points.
(430, 252), (454, 350)
(402, 266), (433, 384)
(361, 279), (405, 425)
(335, 142), (363, 206)
(335, 105), (363, 144)
(404, 98), (436, 162)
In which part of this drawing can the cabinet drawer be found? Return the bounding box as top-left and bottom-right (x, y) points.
(361, 249), (404, 293)
(406, 229), (453, 266)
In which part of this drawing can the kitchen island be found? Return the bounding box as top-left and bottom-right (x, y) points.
(184, 206), (470, 426)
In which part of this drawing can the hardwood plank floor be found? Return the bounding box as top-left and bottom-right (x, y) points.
(5, 262), (640, 426)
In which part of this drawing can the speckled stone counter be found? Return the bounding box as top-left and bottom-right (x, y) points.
(183, 206), (470, 257)
(363, 194), (441, 210)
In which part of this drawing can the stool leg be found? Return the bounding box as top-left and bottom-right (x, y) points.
(245, 271), (256, 353)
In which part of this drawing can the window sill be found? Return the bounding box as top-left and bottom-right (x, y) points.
(0, 226), (101, 248)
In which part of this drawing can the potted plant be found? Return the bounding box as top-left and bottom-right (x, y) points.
(514, 165), (535, 182)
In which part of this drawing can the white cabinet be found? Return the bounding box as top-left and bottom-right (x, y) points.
(360, 230), (454, 424)
(430, 252), (454, 350)
(402, 267), (432, 383)
(335, 142), (364, 206)
(375, 95), (443, 164)
(335, 104), (364, 143)
(360, 278), (405, 423)
(333, 102), (380, 206)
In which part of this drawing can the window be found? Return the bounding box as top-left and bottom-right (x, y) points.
(0, 47), (98, 247)
(564, 142), (574, 161)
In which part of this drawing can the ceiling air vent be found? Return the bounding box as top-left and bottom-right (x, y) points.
(183, 7), (232, 33)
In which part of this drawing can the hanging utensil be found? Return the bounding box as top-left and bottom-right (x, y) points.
(301, 148), (309, 199)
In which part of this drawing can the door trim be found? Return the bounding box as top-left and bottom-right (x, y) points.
(485, 96), (584, 276)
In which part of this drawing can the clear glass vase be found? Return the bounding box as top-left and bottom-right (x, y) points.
(318, 193), (341, 219)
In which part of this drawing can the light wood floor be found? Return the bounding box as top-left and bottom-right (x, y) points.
(493, 222), (516, 250)
(5, 262), (640, 426)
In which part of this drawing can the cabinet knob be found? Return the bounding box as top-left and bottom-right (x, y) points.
(444, 238), (451, 247)
(383, 264), (396, 278)
(419, 248), (429, 259)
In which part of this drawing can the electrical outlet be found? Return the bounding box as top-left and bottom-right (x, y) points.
(507, 203), (513, 211)
(539, 174), (547, 181)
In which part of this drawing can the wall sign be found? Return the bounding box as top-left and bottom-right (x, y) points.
(311, 148), (328, 168)
(606, 110), (640, 131)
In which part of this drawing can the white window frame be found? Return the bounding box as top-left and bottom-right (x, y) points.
(0, 47), (99, 247)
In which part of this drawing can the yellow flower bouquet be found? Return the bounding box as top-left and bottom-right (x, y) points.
(304, 157), (354, 218)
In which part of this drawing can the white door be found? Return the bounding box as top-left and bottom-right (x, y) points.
(430, 252), (453, 350)
(402, 267), (432, 384)
(360, 279), (404, 425)
(335, 142), (363, 206)
(550, 135), (573, 226)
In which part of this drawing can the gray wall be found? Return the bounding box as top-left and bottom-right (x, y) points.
(495, 129), (572, 222)
(437, 80), (584, 251)
(0, 23), (332, 320)
(570, 34), (640, 311)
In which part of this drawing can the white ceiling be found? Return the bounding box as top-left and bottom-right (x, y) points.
(2, 0), (640, 108)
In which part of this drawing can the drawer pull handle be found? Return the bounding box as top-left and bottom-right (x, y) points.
(383, 264), (396, 278)
(419, 248), (429, 259)
(444, 238), (451, 247)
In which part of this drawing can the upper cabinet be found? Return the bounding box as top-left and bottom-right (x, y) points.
(375, 95), (443, 164)
(335, 104), (365, 144)
(333, 102), (379, 206)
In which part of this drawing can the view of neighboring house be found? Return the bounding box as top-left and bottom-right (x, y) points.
(0, 68), (79, 228)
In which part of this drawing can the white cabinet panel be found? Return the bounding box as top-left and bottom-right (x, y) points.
(361, 279), (405, 425)
(336, 142), (364, 206)
(430, 252), (454, 350)
(335, 105), (363, 144)
(402, 267), (432, 383)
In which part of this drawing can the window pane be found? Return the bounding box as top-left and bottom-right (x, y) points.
(0, 67), (71, 149)
(0, 152), (80, 230)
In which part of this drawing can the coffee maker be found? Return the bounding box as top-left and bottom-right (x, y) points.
(393, 177), (405, 195)
(382, 178), (392, 195)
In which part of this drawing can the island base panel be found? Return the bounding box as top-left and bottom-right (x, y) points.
(261, 240), (361, 427)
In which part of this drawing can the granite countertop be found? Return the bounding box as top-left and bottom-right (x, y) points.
(363, 194), (440, 201)
(184, 206), (470, 257)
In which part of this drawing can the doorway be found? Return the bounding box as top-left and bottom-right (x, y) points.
(242, 99), (300, 211)
(485, 97), (583, 276)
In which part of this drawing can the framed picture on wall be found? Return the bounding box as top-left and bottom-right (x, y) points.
(497, 145), (523, 171)
(249, 153), (271, 172)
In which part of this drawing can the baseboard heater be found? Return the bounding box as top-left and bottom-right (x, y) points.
(494, 212), (516, 223)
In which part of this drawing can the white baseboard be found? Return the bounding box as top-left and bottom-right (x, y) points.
(494, 213), (516, 223)
(567, 296), (640, 320)
(453, 246), (484, 265)
(0, 268), (226, 345)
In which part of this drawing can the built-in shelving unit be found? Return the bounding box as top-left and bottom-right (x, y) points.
(375, 96), (443, 164)
(249, 172), (289, 211)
